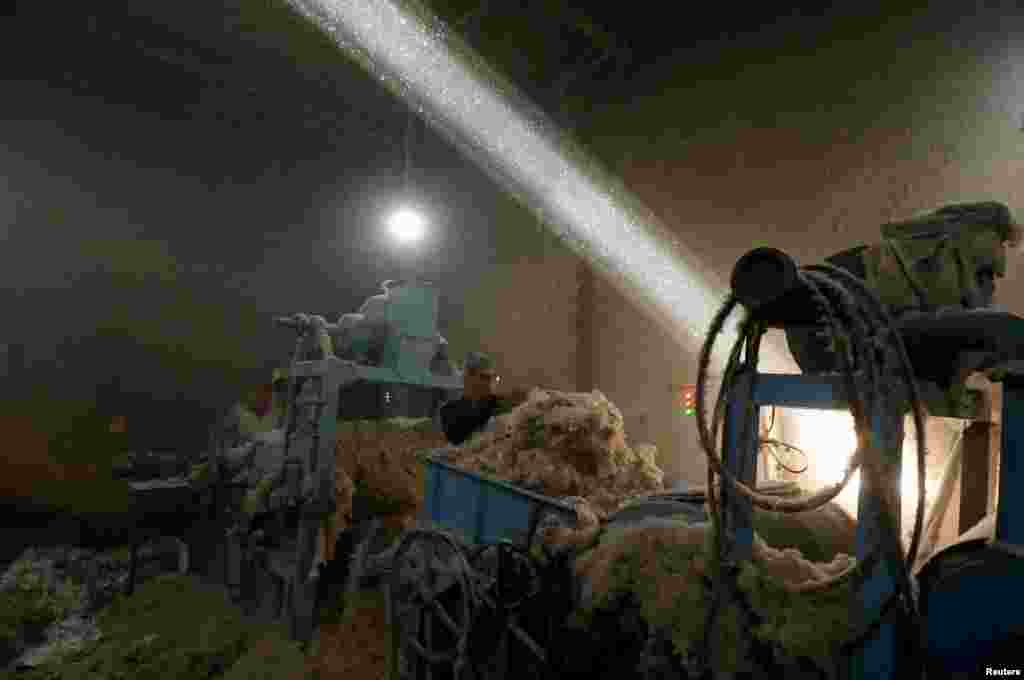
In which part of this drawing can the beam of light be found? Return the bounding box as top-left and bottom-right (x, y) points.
(282, 0), (792, 373)
(792, 409), (940, 538)
(387, 207), (427, 245)
(792, 409), (862, 515)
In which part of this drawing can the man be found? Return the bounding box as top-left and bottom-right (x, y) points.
(439, 352), (528, 445)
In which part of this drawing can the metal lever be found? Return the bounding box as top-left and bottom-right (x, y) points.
(275, 314), (335, 359)
(275, 314), (311, 331)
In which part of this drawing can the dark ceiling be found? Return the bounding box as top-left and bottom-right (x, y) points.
(1, 0), (920, 146)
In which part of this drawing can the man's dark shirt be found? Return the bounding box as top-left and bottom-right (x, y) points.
(439, 395), (504, 445)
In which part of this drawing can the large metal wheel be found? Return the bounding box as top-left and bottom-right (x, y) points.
(467, 541), (547, 679)
(389, 530), (475, 679)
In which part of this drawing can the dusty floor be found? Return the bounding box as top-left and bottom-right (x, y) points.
(307, 590), (392, 680)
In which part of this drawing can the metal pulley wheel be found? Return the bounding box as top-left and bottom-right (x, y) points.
(389, 530), (475, 679)
(467, 541), (548, 679)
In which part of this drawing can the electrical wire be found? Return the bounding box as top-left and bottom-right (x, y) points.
(756, 404), (809, 476)
(760, 438), (809, 475)
(403, 110), (413, 192)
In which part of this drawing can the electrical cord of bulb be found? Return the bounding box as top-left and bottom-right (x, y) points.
(694, 263), (931, 677)
(759, 405), (810, 475)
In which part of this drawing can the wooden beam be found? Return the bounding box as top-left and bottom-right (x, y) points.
(959, 382), (999, 534)
(959, 421), (993, 534)
(989, 384), (1003, 517)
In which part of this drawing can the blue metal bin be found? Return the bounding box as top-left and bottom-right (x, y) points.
(419, 453), (578, 546)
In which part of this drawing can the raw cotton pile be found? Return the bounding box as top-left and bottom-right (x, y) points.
(564, 519), (857, 676)
(320, 418), (448, 563)
(438, 389), (664, 518)
(749, 503), (856, 566)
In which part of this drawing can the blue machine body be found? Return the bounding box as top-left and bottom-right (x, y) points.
(722, 372), (903, 678)
(920, 545), (1024, 673)
(721, 359), (1024, 680)
(725, 245), (1024, 678)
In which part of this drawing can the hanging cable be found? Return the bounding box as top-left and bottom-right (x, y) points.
(760, 438), (810, 475)
(403, 110), (413, 193)
(757, 404), (809, 475)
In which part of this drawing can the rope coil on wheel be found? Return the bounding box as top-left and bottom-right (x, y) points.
(694, 259), (932, 670)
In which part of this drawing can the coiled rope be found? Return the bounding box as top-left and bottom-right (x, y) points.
(695, 263), (931, 672)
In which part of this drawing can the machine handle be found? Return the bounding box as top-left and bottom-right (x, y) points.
(275, 313), (336, 358)
(729, 247), (824, 326)
(730, 247), (800, 310)
(274, 314), (309, 331)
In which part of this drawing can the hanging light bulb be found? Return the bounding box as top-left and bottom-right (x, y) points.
(386, 111), (429, 252)
(387, 209), (426, 244)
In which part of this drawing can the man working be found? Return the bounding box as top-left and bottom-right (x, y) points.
(439, 352), (528, 445)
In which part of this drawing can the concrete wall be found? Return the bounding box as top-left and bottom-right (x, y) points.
(453, 253), (581, 393)
(572, 5), (1024, 488)
(587, 275), (703, 484)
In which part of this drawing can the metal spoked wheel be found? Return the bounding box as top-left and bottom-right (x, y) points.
(389, 530), (475, 679)
(467, 541), (547, 679)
